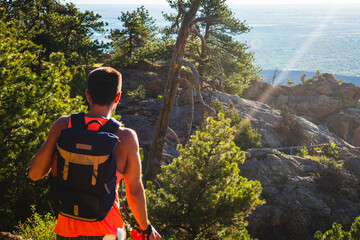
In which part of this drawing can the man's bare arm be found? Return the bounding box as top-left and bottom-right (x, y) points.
(116, 128), (149, 229)
(28, 116), (68, 181)
(117, 128), (161, 239)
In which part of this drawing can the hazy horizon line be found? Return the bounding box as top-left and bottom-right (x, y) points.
(73, 2), (360, 5)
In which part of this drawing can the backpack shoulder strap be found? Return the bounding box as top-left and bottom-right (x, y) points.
(70, 112), (86, 129)
(102, 117), (122, 134)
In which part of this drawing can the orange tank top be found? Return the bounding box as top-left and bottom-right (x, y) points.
(54, 115), (125, 237)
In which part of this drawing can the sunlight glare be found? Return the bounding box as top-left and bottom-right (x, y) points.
(250, 4), (339, 116)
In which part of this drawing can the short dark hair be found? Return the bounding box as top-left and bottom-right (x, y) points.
(87, 67), (122, 106)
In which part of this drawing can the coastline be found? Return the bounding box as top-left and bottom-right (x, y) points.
(260, 69), (360, 86)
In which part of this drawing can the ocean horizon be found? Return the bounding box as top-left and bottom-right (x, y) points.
(76, 3), (360, 86)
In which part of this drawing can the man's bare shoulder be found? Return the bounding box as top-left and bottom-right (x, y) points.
(45, 115), (70, 141)
(115, 127), (139, 146)
(52, 115), (70, 131)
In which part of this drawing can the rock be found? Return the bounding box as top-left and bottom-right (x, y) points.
(244, 74), (360, 119)
(143, 72), (164, 92)
(326, 108), (360, 147)
(243, 74), (360, 145)
(121, 64), (167, 95)
(307, 76), (333, 95)
(117, 99), (161, 147)
(118, 90), (350, 152)
(241, 148), (360, 240)
(207, 92), (348, 148)
(354, 127), (360, 147)
(0, 232), (25, 240)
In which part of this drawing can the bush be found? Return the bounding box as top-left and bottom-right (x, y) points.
(276, 112), (309, 147)
(234, 119), (262, 151)
(213, 99), (262, 150)
(314, 216), (360, 240)
(69, 66), (88, 99)
(295, 144), (342, 169)
(14, 205), (56, 240)
(127, 84), (147, 102)
(146, 113), (264, 239)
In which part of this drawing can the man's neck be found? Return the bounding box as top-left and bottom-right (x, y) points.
(86, 104), (113, 119)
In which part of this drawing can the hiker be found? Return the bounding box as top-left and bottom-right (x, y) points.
(29, 67), (161, 240)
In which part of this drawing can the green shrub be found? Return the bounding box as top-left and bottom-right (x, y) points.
(213, 99), (262, 150)
(276, 112), (309, 147)
(69, 66), (88, 99)
(325, 140), (340, 160)
(295, 143), (342, 169)
(14, 206), (56, 240)
(314, 216), (360, 240)
(127, 84), (146, 102)
(234, 119), (262, 150)
(146, 113), (264, 239)
(296, 146), (309, 158)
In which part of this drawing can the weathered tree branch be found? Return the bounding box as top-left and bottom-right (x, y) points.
(179, 77), (194, 145)
(168, 11), (182, 34)
(167, 126), (181, 145)
(178, 2), (186, 16)
(179, 57), (215, 116)
(185, 51), (204, 63)
(162, 153), (175, 160)
(210, 54), (224, 89)
(190, 27), (209, 57)
(189, 28), (224, 89)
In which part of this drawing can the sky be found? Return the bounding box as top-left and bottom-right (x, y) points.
(63, 0), (360, 5)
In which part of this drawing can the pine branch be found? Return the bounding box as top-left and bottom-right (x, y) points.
(191, 16), (220, 26)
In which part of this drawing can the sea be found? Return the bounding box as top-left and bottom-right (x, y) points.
(76, 3), (360, 86)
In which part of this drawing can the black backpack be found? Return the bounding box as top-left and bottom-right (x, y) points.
(53, 112), (121, 222)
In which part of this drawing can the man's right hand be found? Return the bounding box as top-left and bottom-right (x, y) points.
(148, 226), (161, 240)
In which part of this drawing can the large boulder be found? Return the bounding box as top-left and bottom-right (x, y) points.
(115, 69), (360, 240)
(241, 147), (360, 240)
(121, 69), (165, 93)
(326, 108), (360, 147)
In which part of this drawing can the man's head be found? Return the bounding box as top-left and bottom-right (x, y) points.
(87, 67), (122, 106)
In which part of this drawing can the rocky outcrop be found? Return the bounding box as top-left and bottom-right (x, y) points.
(243, 74), (360, 119)
(240, 147), (360, 240)
(206, 93), (349, 148)
(117, 92), (349, 150)
(242, 74), (360, 146)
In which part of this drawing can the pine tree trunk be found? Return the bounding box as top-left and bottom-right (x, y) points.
(144, 0), (201, 182)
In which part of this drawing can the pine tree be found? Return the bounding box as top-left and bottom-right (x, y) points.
(109, 6), (157, 67)
(0, 14), (86, 231)
(146, 113), (264, 239)
(0, 0), (107, 66)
